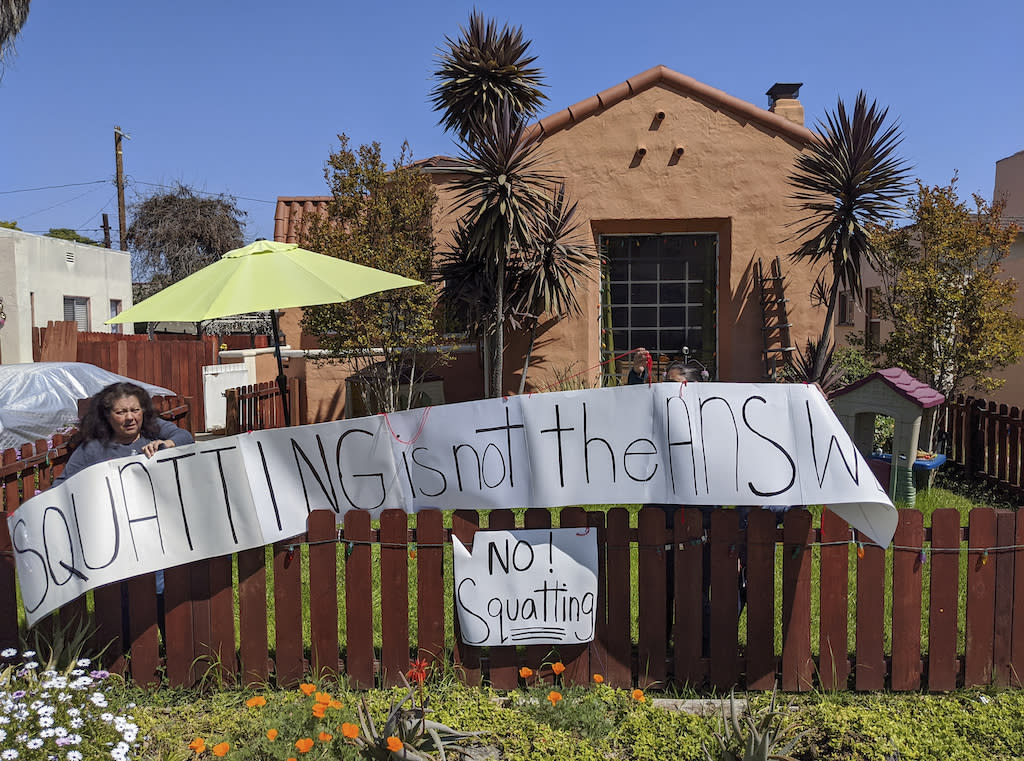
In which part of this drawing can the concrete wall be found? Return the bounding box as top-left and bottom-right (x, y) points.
(0, 229), (134, 363)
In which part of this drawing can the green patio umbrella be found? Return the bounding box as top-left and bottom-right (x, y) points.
(107, 240), (422, 425)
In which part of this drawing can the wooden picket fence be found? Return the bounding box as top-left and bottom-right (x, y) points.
(224, 378), (302, 435)
(939, 395), (1024, 501)
(2, 494), (1022, 693)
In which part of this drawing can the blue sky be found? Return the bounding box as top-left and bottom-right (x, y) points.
(2, 0), (1021, 245)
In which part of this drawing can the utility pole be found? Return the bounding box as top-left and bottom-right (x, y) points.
(114, 126), (130, 251)
(101, 213), (112, 249)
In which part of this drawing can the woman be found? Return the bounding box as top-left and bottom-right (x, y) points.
(54, 381), (193, 485)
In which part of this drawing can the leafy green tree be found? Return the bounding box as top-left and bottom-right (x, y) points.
(46, 228), (97, 245)
(299, 136), (444, 413)
(0, 220), (20, 229)
(877, 179), (1023, 406)
(127, 183), (246, 298)
(787, 92), (911, 382)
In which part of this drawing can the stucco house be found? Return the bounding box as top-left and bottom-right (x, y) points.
(273, 65), (829, 422)
(0, 229), (134, 364)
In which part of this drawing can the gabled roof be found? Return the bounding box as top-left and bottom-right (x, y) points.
(274, 65), (818, 241)
(831, 367), (945, 409)
(529, 65), (816, 144)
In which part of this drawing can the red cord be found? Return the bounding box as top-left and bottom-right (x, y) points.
(380, 407), (432, 445)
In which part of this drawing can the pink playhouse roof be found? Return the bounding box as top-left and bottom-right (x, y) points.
(831, 367), (945, 409)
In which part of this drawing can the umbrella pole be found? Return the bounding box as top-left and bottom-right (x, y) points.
(269, 310), (291, 426)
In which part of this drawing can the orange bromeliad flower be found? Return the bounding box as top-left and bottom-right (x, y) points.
(518, 666), (533, 679)
(267, 729), (279, 741)
(592, 673), (604, 684)
(189, 738), (207, 754)
(318, 731), (333, 742)
(547, 690), (562, 706)
(212, 742), (230, 757)
(551, 661), (566, 675)
(386, 736), (403, 752)
(342, 723), (359, 739)
(295, 737), (315, 753)
(312, 703), (328, 718)
(299, 683), (316, 696)
(632, 688), (646, 702)
(245, 695), (267, 708)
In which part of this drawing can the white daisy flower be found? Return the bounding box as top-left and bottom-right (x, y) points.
(1, 748), (18, 759)
(0, 647), (17, 657)
(67, 752), (83, 761)
(75, 659), (90, 667)
(21, 650), (36, 658)
(27, 738), (44, 749)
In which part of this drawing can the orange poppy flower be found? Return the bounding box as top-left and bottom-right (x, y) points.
(245, 695), (267, 708)
(295, 737), (315, 753)
(318, 731), (333, 742)
(551, 661), (566, 675)
(312, 703), (327, 718)
(547, 690), (562, 705)
(299, 683), (317, 696)
(189, 738), (207, 754)
(267, 728), (279, 741)
(212, 742), (230, 757)
(342, 723), (360, 739)
(329, 699), (343, 709)
(315, 691), (332, 705)
(518, 666), (533, 678)
(632, 688), (646, 702)
(593, 673), (604, 684)
(386, 736), (403, 752)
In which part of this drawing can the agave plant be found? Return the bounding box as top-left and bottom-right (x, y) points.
(787, 91), (911, 382)
(349, 676), (482, 760)
(703, 689), (809, 761)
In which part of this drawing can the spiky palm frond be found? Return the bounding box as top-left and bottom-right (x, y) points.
(434, 220), (504, 337)
(430, 9), (547, 143)
(787, 91), (911, 299)
(444, 105), (558, 268)
(510, 182), (598, 323)
(0, 0), (30, 66)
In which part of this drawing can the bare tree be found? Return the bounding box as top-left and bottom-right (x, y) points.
(127, 183), (246, 296)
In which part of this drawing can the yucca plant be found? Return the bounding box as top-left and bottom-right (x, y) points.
(787, 92), (911, 382)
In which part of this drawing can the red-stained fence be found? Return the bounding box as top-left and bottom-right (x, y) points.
(3, 489), (1022, 692)
(939, 395), (1023, 501)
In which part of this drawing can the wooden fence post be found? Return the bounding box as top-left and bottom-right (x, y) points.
(225, 388), (239, 436)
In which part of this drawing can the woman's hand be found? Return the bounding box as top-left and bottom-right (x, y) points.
(141, 439), (175, 458)
(632, 348), (650, 373)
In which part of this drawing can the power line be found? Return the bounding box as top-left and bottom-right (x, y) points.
(130, 179), (276, 204)
(0, 180), (109, 195)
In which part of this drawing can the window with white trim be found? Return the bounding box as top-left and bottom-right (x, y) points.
(63, 296), (89, 331)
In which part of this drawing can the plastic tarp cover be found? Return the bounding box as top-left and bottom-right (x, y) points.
(0, 362), (175, 451)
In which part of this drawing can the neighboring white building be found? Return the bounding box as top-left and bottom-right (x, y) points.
(0, 229), (134, 363)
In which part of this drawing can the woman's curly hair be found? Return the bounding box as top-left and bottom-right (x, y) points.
(76, 382), (161, 445)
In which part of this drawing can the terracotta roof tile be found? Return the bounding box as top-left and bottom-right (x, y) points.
(532, 65), (816, 144)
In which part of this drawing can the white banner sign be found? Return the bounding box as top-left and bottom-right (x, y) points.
(453, 528), (598, 646)
(8, 383), (897, 625)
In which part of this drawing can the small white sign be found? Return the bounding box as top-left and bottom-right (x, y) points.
(452, 528), (598, 647)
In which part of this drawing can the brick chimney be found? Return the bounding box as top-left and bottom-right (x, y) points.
(767, 82), (804, 126)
